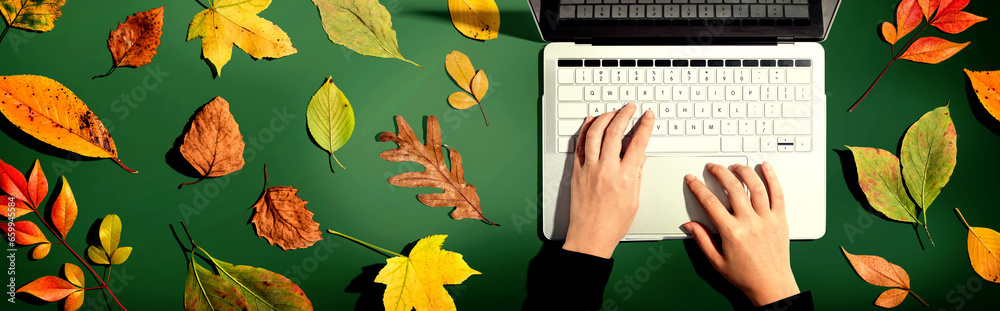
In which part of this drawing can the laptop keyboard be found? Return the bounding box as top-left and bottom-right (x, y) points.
(558, 0), (810, 20)
(555, 58), (813, 154)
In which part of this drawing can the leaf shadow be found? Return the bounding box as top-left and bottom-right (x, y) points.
(0, 111), (101, 164)
(964, 74), (1000, 136)
(165, 99), (213, 185)
(405, 9), (544, 43)
(84, 217), (104, 264)
(345, 264), (387, 311)
(683, 240), (756, 311)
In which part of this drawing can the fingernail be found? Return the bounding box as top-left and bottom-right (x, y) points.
(684, 174), (695, 182)
(682, 223), (693, 232)
(643, 110), (652, 118)
(763, 161), (772, 170)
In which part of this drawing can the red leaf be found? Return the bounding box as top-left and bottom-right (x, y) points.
(882, 22), (899, 45)
(898, 37), (969, 64)
(51, 177), (77, 240)
(2, 195), (33, 219)
(930, 10), (987, 34)
(5, 221), (49, 245)
(936, 0), (970, 17)
(27, 159), (47, 209)
(0, 158), (29, 205)
(896, 0), (924, 40)
(917, 0), (939, 21)
(16, 276), (80, 302)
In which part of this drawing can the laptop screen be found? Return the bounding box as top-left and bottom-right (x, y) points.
(529, 0), (839, 44)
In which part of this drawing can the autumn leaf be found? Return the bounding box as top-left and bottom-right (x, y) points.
(31, 242), (50, 260)
(51, 177), (77, 240)
(249, 165), (322, 251)
(448, 0), (500, 41)
(917, 0), (939, 20)
(379, 116), (497, 225)
(0, 75), (135, 173)
(448, 92), (478, 110)
(471, 70), (488, 102)
(87, 214), (132, 265)
(179, 97), (245, 188)
(376, 235), (480, 311)
(306, 77), (354, 171)
(445, 51), (476, 94)
(898, 37), (969, 64)
(7, 220), (49, 245)
(185, 258), (250, 310)
(895, 0), (924, 41)
(847, 146), (919, 223)
(16, 263), (84, 311)
(931, 10), (987, 33)
(311, 0), (420, 67)
(2, 195), (31, 219)
(841, 247), (928, 308)
(881, 22), (899, 45)
(937, 0), (971, 16)
(964, 69), (1000, 122)
(27, 159), (47, 209)
(955, 209), (1000, 283)
(0, 157), (29, 206)
(186, 0), (297, 76)
(900, 106), (956, 223)
(0, 0), (66, 34)
(94, 6), (165, 79)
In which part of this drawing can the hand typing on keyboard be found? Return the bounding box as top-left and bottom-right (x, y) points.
(563, 103), (655, 259)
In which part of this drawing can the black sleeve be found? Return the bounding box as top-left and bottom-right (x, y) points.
(754, 291), (814, 311)
(523, 243), (614, 311)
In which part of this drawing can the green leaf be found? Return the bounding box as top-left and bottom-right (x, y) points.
(185, 259), (250, 311)
(87, 245), (110, 265)
(310, 0), (420, 67)
(207, 256), (313, 310)
(847, 146), (920, 224)
(901, 105), (957, 213)
(306, 77), (355, 170)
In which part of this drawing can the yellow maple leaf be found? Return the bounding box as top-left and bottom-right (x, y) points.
(186, 0), (297, 76)
(375, 235), (480, 311)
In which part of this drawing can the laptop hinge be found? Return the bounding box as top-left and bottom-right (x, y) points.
(777, 36), (796, 45)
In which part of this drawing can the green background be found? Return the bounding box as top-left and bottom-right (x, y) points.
(2, 0), (999, 310)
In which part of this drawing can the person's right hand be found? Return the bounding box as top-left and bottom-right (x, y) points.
(683, 162), (800, 306)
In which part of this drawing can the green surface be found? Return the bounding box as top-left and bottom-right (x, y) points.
(2, 0), (999, 310)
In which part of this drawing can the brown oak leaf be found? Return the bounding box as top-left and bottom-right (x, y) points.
(94, 6), (164, 79)
(379, 115), (497, 226)
(178, 97), (245, 188)
(249, 165), (322, 251)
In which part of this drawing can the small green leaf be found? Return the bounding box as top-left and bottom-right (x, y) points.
(306, 77), (355, 170)
(311, 0), (420, 67)
(901, 105), (957, 212)
(184, 259), (249, 311)
(87, 245), (110, 265)
(847, 146), (920, 223)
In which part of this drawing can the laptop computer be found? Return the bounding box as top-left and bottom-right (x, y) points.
(532, 0), (840, 241)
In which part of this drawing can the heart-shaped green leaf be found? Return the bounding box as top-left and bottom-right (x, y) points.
(306, 77), (355, 170)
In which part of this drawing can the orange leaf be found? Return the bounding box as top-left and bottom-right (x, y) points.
(63, 263), (84, 288)
(16, 276), (80, 302)
(26, 159), (47, 209)
(0, 158), (29, 205)
(107, 6), (163, 68)
(178, 97), (246, 188)
(936, 0), (970, 17)
(249, 165), (322, 251)
(6, 220), (49, 245)
(930, 10), (986, 34)
(881, 22), (899, 45)
(898, 37), (969, 64)
(2, 195), (33, 219)
(32, 243), (51, 259)
(51, 177), (77, 240)
(65, 290), (84, 311)
(964, 69), (1000, 123)
(842, 247), (926, 307)
(916, 0), (939, 21)
(956, 208), (1000, 283)
(876, 288), (910, 308)
(379, 116), (497, 225)
(895, 0), (924, 40)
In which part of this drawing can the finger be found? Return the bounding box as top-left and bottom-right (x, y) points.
(707, 163), (753, 217)
(600, 103), (637, 161)
(731, 164), (770, 216)
(684, 222), (725, 269)
(762, 161), (786, 215)
(622, 109), (654, 168)
(585, 112), (615, 165)
(685, 173), (732, 226)
(575, 116), (595, 166)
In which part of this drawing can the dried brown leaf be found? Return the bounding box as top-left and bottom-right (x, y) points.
(179, 97), (245, 188)
(249, 165), (323, 251)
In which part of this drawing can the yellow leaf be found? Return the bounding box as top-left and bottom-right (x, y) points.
(957, 208), (1000, 283)
(0, 0), (66, 32)
(964, 69), (1000, 123)
(448, 91), (478, 110)
(110, 246), (132, 265)
(448, 0), (499, 41)
(87, 245), (110, 265)
(186, 0), (297, 76)
(375, 235), (480, 311)
(0, 75), (135, 173)
(471, 70), (488, 102)
(445, 51), (476, 94)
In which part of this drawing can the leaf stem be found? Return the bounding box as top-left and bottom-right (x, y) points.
(402, 58), (422, 69)
(331, 153), (345, 170)
(478, 100), (490, 126)
(893, 23), (930, 60)
(31, 211), (128, 310)
(850, 23), (931, 112)
(955, 208), (973, 230)
(326, 229), (403, 257)
(93, 66), (117, 80)
(113, 158), (137, 174)
(83, 286), (105, 291)
(909, 289), (929, 306)
(178, 177), (206, 189)
(0, 23), (10, 47)
(923, 224), (935, 247)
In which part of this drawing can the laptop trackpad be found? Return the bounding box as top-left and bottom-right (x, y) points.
(629, 156), (748, 238)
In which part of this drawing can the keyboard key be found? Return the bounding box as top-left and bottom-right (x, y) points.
(712, 103), (728, 118)
(655, 86), (672, 101)
(767, 4), (782, 17)
(594, 69), (609, 84)
(686, 120), (703, 135)
(779, 144), (794, 152)
(647, 137), (721, 153)
(603, 59), (619, 67)
(602, 86), (618, 100)
(558, 136), (576, 153)
(717, 69), (733, 84)
(558, 69), (575, 84)
(629, 69), (645, 83)
(558, 119), (584, 136)
(769, 68), (785, 83)
(761, 136), (778, 152)
(761, 85), (776, 100)
(559, 103), (589, 118)
(751, 68), (768, 83)
(558, 86), (583, 101)
(595, 5), (611, 17)
(678, 103), (694, 118)
(748, 102), (763, 118)
(620, 86), (637, 101)
(647, 5), (663, 17)
(668, 120), (684, 135)
(722, 120), (738, 135)
(738, 120), (754, 135)
(613, 5), (628, 18)
(576, 68), (592, 84)
(786, 68), (810, 83)
(559, 59), (584, 67)
(646, 68), (662, 83)
(795, 59), (812, 67)
(692, 85), (708, 101)
(682, 69), (698, 83)
(660, 102), (676, 118)
(560, 5), (576, 18)
(765, 102), (780, 118)
(629, 5), (646, 17)
(784, 4), (808, 18)
(735, 68), (750, 83)
(756, 119), (772, 135)
(674, 85), (690, 101)
(608, 103), (626, 113)
(722, 137), (742, 152)
(695, 102), (711, 118)
(750, 4), (766, 17)
(664, 69), (680, 83)
(778, 85), (793, 101)
(691, 60), (707, 67)
(640, 102), (658, 117)
(796, 85), (812, 101)
(585, 86), (601, 101)
(733, 4), (749, 17)
(589, 103), (605, 116)
(664, 5), (680, 18)
(638, 59), (654, 66)
(774, 119), (811, 135)
(612, 69), (626, 83)
(743, 85), (759, 101)
(578, 5), (595, 18)
(795, 136), (811, 151)
(700, 68), (716, 83)
(638, 86), (654, 101)
(708, 86), (725, 101)
(682, 5), (697, 18)
(653, 120), (668, 135)
(620, 59), (637, 67)
(730, 102), (746, 118)
(725, 85), (741, 101)
(698, 5), (714, 18)
(782, 102), (811, 117)
(704, 119), (721, 135)
(743, 137), (760, 152)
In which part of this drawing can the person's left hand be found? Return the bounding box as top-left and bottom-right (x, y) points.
(563, 103), (654, 259)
